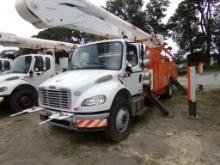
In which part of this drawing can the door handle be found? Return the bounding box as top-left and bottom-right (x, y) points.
(36, 72), (43, 76)
(139, 74), (142, 83)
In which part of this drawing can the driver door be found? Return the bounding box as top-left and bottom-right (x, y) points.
(123, 44), (143, 96)
(30, 56), (50, 88)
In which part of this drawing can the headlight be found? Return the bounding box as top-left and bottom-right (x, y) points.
(0, 87), (8, 92)
(81, 95), (106, 107)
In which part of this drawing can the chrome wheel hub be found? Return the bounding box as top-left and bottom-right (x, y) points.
(116, 107), (129, 133)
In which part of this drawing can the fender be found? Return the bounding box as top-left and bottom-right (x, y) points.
(112, 88), (135, 115)
(12, 83), (38, 95)
(0, 79), (36, 96)
(74, 80), (129, 113)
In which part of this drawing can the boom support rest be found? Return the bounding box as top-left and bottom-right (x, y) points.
(146, 88), (172, 117)
(172, 79), (187, 94)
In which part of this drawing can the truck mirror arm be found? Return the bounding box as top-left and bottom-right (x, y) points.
(125, 64), (133, 75)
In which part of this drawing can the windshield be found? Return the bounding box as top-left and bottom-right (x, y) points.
(71, 42), (123, 70)
(11, 56), (32, 74)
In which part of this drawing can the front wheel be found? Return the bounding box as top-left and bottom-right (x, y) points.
(9, 89), (38, 113)
(104, 97), (132, 142)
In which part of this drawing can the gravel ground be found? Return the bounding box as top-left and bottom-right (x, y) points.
(0, 76), (219, 165)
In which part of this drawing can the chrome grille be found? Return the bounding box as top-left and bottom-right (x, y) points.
(39, 88), (71, 109)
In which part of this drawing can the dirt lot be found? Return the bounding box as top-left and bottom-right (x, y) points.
(0, 77), (220, 165)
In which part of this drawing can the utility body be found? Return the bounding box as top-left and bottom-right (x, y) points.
(14, 0), (177, 141)
(0, 32), (76, 113)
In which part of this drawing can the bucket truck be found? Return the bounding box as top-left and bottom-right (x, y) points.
(0, 32), (76, 113)
(13, 0), (178, 141)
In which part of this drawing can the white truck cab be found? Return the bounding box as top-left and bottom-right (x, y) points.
(0, 58), (13, 75)
(39, 39), (146, 141)
(0, 32), (76, 113)
(0, 54), (56, 113)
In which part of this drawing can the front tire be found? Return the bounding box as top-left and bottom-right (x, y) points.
(104, 97), (132, 142)
(9, 89), (38, 113)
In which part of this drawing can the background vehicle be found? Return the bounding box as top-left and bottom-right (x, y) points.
(14, 0), (178, 141)
(0, 32), (77, 113)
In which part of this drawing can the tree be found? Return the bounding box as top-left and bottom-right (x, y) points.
(35, 27), (74, 43)
(194, 0), (220, 65)
(34, 27), (105, 44)
(145, 0), (170, 36)
(213, 3), (220, 55)
(168, 0), (201, 55)
(106, 0), (149, 32)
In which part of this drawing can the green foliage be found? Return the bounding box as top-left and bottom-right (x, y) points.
(194, 0), (220, 65)
(213, 3), (220, 57)
(106, 0), (170, 35)
(169, 0), (220, 65)
(168, 0), (201, 54)
(145, 0), (170, 35)
(34, 27), (106, 44)
(35, 27), (74, 43)
(18, 48), (38, 55)
(106, 0), (149, 32)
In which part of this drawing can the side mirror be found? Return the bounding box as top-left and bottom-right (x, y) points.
(143, 59), (151, 65)
(34, 68), (39, 72)
(125, 63), (133, 73)
(141, 44), (145, 59)
(29, 70), (33, 77)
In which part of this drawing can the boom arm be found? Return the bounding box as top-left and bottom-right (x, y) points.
(0, 32), (76, 50)
(15, 0), (164, 46)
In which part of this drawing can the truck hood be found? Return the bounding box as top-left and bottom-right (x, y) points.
(40, 70), (119, 90)
(0, 73), (27, 82)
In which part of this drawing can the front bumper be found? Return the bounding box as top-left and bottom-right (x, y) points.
(40, 109), (109, 131)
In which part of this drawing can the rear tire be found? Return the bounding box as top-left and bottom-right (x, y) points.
(9, 89), (38, 113)
(104, 97), (132, 142)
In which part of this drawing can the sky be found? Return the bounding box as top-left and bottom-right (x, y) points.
(0, 0), (182, 52)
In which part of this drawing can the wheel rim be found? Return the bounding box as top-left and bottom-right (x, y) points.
(20, 95), (33, 108)
(116, 107), (130, 133)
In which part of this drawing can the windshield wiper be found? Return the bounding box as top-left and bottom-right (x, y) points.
(71, 64), (80, 70)
(10, 71), (24, 74)
(86, 62), (100, 65)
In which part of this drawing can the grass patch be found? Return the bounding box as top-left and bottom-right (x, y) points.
(204, 66), (220, 72)
(197, 90), (220, 107)
(56, 146), (82, 159)
(0, 144), (9, 155)
(161, 91), (187, 108)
